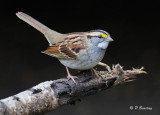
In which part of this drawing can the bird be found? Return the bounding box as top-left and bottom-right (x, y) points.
(16, 12), (114, 84)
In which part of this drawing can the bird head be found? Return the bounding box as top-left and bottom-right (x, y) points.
(86, 29), (114, 49)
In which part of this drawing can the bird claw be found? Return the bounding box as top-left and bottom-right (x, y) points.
(67, 75), (78, 84)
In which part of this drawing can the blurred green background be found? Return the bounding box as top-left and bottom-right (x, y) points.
(0, 0), (159, 115)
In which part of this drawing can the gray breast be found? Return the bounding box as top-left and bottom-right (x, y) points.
(59, 47), (106, 70)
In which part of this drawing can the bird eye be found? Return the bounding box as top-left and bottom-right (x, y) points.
(101, 33), (108, 38)
(87, 35), (92, 39)
(98, 35), (103, 38)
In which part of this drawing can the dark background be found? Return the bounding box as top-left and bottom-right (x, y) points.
(0, 0), (160, 115)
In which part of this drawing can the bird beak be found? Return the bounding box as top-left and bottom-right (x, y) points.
(107, 37), (114, 42)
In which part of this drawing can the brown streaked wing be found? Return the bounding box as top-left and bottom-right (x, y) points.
(59, 44), (77, 59)
(42, 44), (66, 59)
(64, 35), (87, 53)
(42, 43), (77, 59)
(43, 35), (87, 59)
(69, 44), (84, 53)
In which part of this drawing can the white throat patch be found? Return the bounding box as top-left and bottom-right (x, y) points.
(97, 42), (109, 49)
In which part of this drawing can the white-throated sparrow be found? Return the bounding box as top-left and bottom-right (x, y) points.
(16, 12), (114, 84)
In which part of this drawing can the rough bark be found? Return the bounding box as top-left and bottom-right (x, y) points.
(0, 64), (146, 115)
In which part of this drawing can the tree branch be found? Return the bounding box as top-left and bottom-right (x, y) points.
(0, 64), (146, 115)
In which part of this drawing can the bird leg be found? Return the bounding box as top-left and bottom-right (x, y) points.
(66, 67), (78, 84)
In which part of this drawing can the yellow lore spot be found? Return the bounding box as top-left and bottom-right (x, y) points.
(101, 33), (108, 38)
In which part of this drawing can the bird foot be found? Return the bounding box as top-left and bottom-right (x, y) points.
(67, 75), (78, 84)
(65, 67), (78, 84)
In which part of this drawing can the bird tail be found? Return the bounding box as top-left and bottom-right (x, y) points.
(16, 12), (65, 44)
(16, 12), (49, 34)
